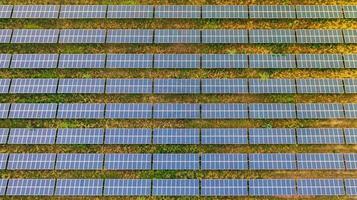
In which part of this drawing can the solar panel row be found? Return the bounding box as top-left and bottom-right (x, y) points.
(0, 178), (356, 196)
(1, 153), (356, 170)
(1, 5), (356, 19)
(0, 103), (356, 119)
(1, 29), (356, 44)
(2, 78), (355, 94)
(1, 54), (356, 69)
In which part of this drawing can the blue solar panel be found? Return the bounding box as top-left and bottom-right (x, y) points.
(59, 29), (106, 43)
(345, 154), (357, 170)
(58, 54), (105, 69)
(296, 103), (344, 119)
(345, 128), (357, 144)
(249, 154), (296, 170)
(201, 154), (248, 170)
(201, 104), (248, 119)
(344, 79), (357, 93)
(0, 154), (8, 169)
(249, 79), (296, 93)
(153, 129), (199, 144)
(296, 29), (343, 43)
(0, 79), (10, 93)
(155, 29), (200, 43)
(0, 29), (11, 43)
(59, 5), (106, 19)
(201, 54), (248, 69)
(249, 103), (296, 119)
(344, 104), (357, 119)
(296, 5), (343, 18)
(0, 5), (12, 18)
(10, 54), (59, 69)
(297, 154), (345, 170)
(345, 179), (357, 195)
(55, 179), (103, 196)
(249, 5), (296, 19)
(11, 29), (59, 43)
(296, 54), (344, 69)
(201, 128), (248, 144)
(107, 5), (154, 19)
(153, 179), (199, 196)
(9, 103), (57, 119)
(343, 30), (357, 43)
(155, 5), (200, 18)
(154, 79), (200, 94)
(10, 79), (58, 93)
(6, 179), (55, 196)
(249, 29), (296, 43)
(57, 103), (105, 119)
(202, 5), (248, 19)
(104, 179), (151, 196)
(153, 103), (200, 119)
(0, 179), (7, 195)
(249, 54), (296, 68)
(106, 79), (152, 94)
(7, 153), (55, 170)
(0, 54), (11, 68)
(344, 6), (357, 18)
(105, 103), (152, 119)
(297, 128), (344, 144)
(106, 54), (153, 68)
(8, 128), (56, 144)
(56, 154), (103, 170)
(0, 129), (8, 144)
(153, 154), (199, 170)
(249, 128), (296, 144)
(154, 54), (200, 69)
(202, 30), (248, 43)
(201, 179), (248, 196)
(107, 29), (153, 43)
(56, 129), (104, 144)
(104, 154), (151, 170)
(58, 79), (105, 93)
(249, 179), (296, 196)
(202, 79), (248, 94)
(296, 79), (344, 93)
(105, 128), (151, 144)
(12, 5), (60, 18)
(0, 104), (10, 119)
(297, 179), (344, 196)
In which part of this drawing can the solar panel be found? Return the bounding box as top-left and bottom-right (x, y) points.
(296, 103), (344, 119)
(249, 54), (296, 68)
(343, 30), (357, 43)
(296, 5), (343, 18)
(59, 5), (106, 18)
(10, 54), (59, 69)
(249, 103), (296, 119)
(345, 128), (357, 144)
(0, 5), (12, 18)
(154, 79), (200, 94)
(0, 29), (12, 43)
(153, 154), (199, 170)
(249, 29), (296, 43)
(345, 103), (357, 119)
(297, 153), (345, 170)
(0, 104), (10, 119)
(55, 179), (103, 196)
(249, 5), (296, 19)
(201, 154), (248, 170)
(154, 54), (200, 69)
(249, 179), (296, 196)
(344, 79), (357, 93)
(59, 29), (106, 43)
(155, 5), (200, 18)
(106, 79), (152, 94)
(0, 54), (11, 68)
(296, 54), (344, 69)
(57, 103), (105, 119)
(56, 128), (104, 144)
(296, 29), (344, 43)
(106, 54), (153, 68)
(104, 179), (151, 196)
(201, 54), (248, 68)
(155, 29), (200, 43)
(58, 54), (105, 69)
(106, 29), (153, 43)
(153, 128), (199, 144)
(0, 79), (10, 93)
(202, 5), (248, 19)
(343, 6), (357, 18)
(12, 5), (60, 18)
(153, 179), (199, 196)
(153, 103), (200, 119)
(56, 154), (103, 170)
(0, 129), (9, 144)
(201, 30), (248, 43)
(250, 127), (292, 145)
(11, 29), (59, 43)
(9, 103), (57, 119)
(7, 153), (55, 170)
(201, 179), (248, 196)
(344, 154), (357, 170)
(345, 179), (357, 195)
(104, 154), (151, 170)
(249, 154), (296, 170)
(202, 79), (248, 94)
(297, 179), (344, 196)
(107, 5), (154, 18)
(296, 79), (344, 93)
(297, 128), (344, 144)
(0, 179), (7, 195)
(249, 79), (296, 93)
(105, 103), (152, 119)
(201, 128), (248, 144)
(201, 103), (248, 119)
(0, 154), (8, 169)
(57, 79), (105, 93)
(105, 128), (151, 144)
(6, 179), (55, 196)
(8, 128), (56, 144)
(10, 79), (58, 93)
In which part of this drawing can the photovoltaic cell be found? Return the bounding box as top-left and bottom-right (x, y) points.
(296, 29), (343, 43)
(345, 104), (357, 119)
(0, 5), (12, 18)
(58, 54), (105, 69)
(11, 29), (59, 43)
(249, 128), (296, 144)
(105, 128), (151, 144)
(201, 128), (248, 144)
(6, 179), (55, 196)
(12, 5), (60, 18)
(10, 54), (59, 69)
(59, 29), (106, 43)
(57, 103), (105, 119)
(57, 79), (105, 93)
(154, 79), (200, 94)
(56, 128), (104, 144)
(0, 129), (9, 144)
(155, 5), (200, 18)
(104, 154), (151, 170)
(344, 79), (357, 93)
(106, 79), (152, 94)
(8, 128), (56, 144)
(343, 30), (357, 43)
(107, 29), (153, 43)
(106, 54), (153, 68)
(10, 79), (58, 93)
(7, 153), (55, 170)
(296, 79), (344, 93)
(153, 179), (199, 196)
(202, 79), (248, 94)
(0, 29), (12, 43)
(0, 104), (10, 119)
(297, 128), (344, 144)
(344, 154), (357, 170)
(297, 179), (344, 196)
(345, 128), (357, 144)
(202, 5), (248, 19)
(296, 54), (344, 69)
(9, 103), (57, 119)
(249, 54), (296, 69)
(153, 154), (199, 170)
(155, 29), (200, 43)
(297, 154), (345, 170)
(0, 54), (11, 68)
(345, 179), (357, 195)
(201, 154), (248, 170)
(153, 129), (199, 144)
(56, 154), (103, 170)
(296, 5), (343, 18)
(201, 54), (248, 68)
(249, 29), (296, 43)
(344, 6), (357, 18)
(0, 79), (10, 93)
(249, 103), (296, 119)
(105, 103), (152, 119)
(153, 103), (200, 119)
(154, 54), (200, 69)
(249, 79), (296, 93)
(201, 103), (248, 119)
(202, 30), (248, 43)
(59, 5), (107, 19)
(104, 179), (151, 196)
(296, 103), (344, 119)
(107, 5), (153, 18)
(249, 5), (296, 19)
(0, 154), (8, 169)
(55, 179), (103, 196)
(249, 154), (296, 170)
(249, 179), (296, 196)
(201, 179), (248, 196)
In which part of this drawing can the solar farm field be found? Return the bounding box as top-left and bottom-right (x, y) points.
(0, 0), (357, 199)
